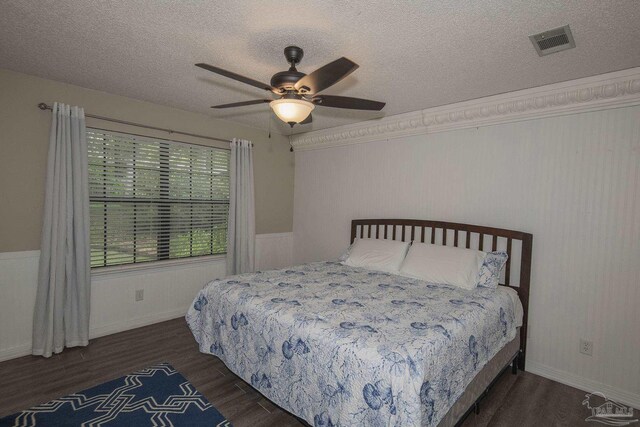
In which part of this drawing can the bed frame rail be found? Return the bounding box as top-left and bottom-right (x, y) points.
(351, 219), (532, 370)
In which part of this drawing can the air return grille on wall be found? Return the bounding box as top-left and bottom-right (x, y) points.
(529, 25), (576, 56)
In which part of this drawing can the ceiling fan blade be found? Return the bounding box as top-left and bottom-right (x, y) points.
(196, 63), (278, 93)
(312, 95), (385, 111)
(294, 57), (359, 94)
(211, 99), (271, 109)
(299, 113), (313, 125)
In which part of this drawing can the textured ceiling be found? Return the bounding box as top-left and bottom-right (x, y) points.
(1, 1), (639, 135)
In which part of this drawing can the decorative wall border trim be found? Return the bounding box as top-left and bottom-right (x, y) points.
(255, 232), (294, 241)
(0, 250), (40, 260)
(291, 67), (640, 151)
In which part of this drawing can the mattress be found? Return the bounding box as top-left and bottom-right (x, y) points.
(436, 329), (520, 427)
(186, 262), (523, 426)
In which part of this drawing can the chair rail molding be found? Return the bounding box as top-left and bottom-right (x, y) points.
(290, 67), (640, 151)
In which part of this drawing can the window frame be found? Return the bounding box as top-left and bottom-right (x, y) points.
(87, 128), (230, 271)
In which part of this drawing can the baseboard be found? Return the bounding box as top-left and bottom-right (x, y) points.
(88, 308), (187, 340)
(0, 308), (187, 363)
(527, 360), (640, 410)
(0, 344), (33, 362)
(3, 328), (638, 412)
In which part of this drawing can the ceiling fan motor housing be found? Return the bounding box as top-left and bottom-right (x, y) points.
(269, 46), (307, 91)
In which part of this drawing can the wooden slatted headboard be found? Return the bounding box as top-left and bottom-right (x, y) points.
(351, 219), (533, 370)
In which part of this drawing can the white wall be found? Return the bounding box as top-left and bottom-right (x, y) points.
(255, 232), (294, 271)
(293, 106), (640, 407)
(0, 233), (292, 362)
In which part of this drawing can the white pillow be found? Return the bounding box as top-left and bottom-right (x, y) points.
(399, 243), (486, 290)
(343, 238), (410, 273)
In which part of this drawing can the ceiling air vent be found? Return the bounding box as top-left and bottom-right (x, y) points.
(529, 25), (576, 56)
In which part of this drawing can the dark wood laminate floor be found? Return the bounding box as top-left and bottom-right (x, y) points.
(0, 318), (597, 426)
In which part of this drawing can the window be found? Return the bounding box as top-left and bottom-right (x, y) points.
(87, 129), (230, 268)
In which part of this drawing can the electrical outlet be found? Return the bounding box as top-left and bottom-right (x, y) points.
(580, 339), (593, 356)
(135, 289), (144, 302)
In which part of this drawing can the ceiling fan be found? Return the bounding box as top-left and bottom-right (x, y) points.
(196, 46), (385, 127)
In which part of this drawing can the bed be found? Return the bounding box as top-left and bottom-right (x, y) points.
(187, 219), (532, 426)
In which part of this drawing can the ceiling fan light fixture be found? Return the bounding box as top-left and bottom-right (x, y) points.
(270, 98), (314, 125)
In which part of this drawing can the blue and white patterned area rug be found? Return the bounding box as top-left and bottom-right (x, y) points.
(0, 362), (231, 427)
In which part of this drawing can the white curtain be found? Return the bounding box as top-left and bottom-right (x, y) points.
(32, 102), (91, 357)
(226, 138), (255, 275)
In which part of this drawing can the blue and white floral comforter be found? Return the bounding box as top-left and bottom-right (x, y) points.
(186, 262), (522, 427)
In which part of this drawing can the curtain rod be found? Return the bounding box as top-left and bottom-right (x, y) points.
(37, 102), (233, 144)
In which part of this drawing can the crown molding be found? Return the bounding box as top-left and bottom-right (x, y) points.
(290, 67), (640, 151)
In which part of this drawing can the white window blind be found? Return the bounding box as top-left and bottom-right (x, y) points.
(87, 129), (230, 268)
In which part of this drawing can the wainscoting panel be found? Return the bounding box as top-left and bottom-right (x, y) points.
(293, 105), (640, 407)
(89, 257), (226, 341)
(255, 232), (293, 271)
(0, 251), (40, 361)
(0, 233), (293, 362)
